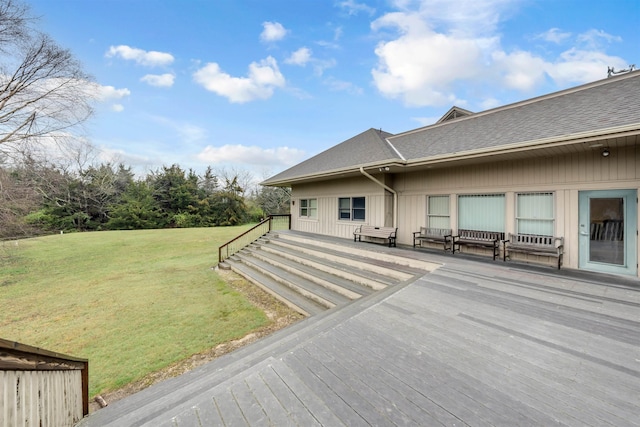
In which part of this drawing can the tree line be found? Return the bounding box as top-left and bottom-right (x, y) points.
(0, 158), (291, 239)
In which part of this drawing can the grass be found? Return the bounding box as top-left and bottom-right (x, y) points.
(0, 226), (269, 396)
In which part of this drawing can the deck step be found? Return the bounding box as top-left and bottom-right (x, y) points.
(226, 231), (435, 317)
(258, 242), (391, 290)
(274, 232), (440, 271)
(236, 251), (351, 308)
(224, 257), (327, 317)
(246, 247), (374, 299)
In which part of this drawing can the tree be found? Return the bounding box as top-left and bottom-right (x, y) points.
(210, 175), (248, 226)
(107, 180), (165, 230)
(254, 185), (290, 216)
(0, 0), (93, 149)
(0, 160), (41, 238)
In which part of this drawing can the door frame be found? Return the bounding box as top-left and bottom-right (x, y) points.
(578, 189), (637, 276)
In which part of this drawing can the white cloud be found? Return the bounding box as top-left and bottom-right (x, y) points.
(106, 45), (174, 67)
(547, 48), (626, 86)
(140, 73), (175, 87)
(285, 48), (312, 66)
(370, 1), (629, 106)
(284, 47), (336, 76)
(371, 11), (487, 106)
(89, 83), (130, 111)
(260, 21), (288, 43)
(93, 84), (131, 102)
(492, 50), (548, 91)
(196, 144), (307, 168)
(536, 28), (572, 44)
(576, 29), (622, 50)
(338, 0), (376, 16)
(193, 56), (286, 103)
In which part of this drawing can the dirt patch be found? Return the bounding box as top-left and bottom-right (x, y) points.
(89, 268), (304, 412)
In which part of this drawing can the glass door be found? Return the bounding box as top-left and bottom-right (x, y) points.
(579, 190), (637, 276)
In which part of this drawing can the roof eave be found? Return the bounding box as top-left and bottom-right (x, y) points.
(405, 123), (640, 168)
(261, 160), (406, 187)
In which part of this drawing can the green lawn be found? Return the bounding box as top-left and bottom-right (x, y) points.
(0, 226), (269, 396)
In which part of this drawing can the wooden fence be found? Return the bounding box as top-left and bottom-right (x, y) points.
(0, 338), (88, 427)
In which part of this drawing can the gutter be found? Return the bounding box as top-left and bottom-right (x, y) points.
(359, 166), (397, 228)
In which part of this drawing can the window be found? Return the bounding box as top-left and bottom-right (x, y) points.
(299, 198), (317, 219)
(427, 196), (450, 228)
(458, 194), (505, 232)
(517, 192), (554, 235)
(338, 197), (365, 221)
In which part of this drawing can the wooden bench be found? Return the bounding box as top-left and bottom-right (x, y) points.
(452, 229), (504, 260)
(353, 225), (397, 247)
(503, 233), (564, 269)
(413, 227), (452, 251)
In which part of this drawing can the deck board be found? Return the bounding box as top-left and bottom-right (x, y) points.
(78, 242), (640, 427)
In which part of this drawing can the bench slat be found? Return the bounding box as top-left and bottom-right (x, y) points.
(354, 225), (397, 247)
(413, 227), (452, 251)
(452, 229), (504, 260)
(503, 233), (564, 269)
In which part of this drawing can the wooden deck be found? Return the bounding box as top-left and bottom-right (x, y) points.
(78, 245), (640, 427)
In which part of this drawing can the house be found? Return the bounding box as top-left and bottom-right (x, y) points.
(262, 70), (640, 278)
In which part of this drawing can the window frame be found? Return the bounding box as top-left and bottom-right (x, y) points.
(516, 192), (555, 236)
(338, 196), (366, 222)
(427, 195), (450, 229)
(299, 198), (318, 219)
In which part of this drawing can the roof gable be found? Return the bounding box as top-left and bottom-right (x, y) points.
(436, 106), (474, 123)
(262, 128), (399, 186)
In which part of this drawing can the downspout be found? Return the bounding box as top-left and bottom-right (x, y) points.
(359, 166), (397, 228)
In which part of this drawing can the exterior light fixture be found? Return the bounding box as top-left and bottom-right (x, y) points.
(602, 148), (610, 157)
(378, 166), (390, 172)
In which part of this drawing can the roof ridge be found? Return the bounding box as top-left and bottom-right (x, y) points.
(389, 70), (640, 140)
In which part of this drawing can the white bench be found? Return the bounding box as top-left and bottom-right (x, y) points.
(354, 225), (397, 247)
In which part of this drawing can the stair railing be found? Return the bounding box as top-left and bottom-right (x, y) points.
(218, 214), (291, 266)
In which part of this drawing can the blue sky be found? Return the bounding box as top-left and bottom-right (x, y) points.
(28, 0), (639, 178)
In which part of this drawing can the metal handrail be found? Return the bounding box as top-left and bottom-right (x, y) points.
(218, 214), (291, 266)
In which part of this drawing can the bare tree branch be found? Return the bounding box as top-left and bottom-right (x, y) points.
(0, 0), (93, 148)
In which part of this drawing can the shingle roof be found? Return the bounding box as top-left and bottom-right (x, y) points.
(390, 71), (640, 161)
(262, 128), (399, 185)
(264, 71), (640, 186)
